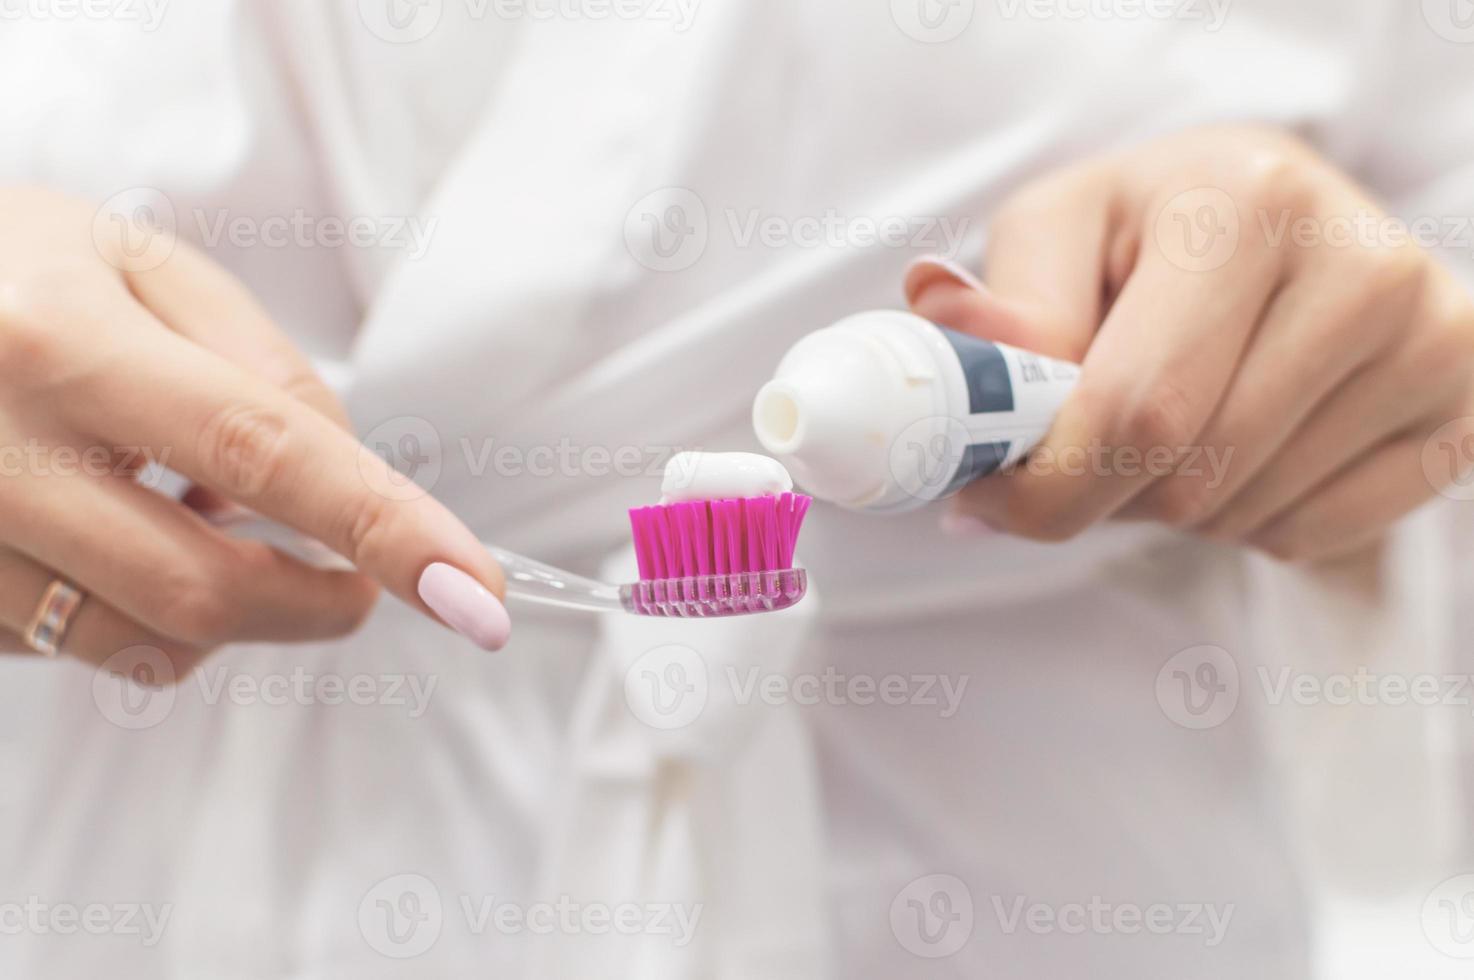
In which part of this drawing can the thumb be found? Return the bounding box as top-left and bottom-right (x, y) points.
(904, 177), (1117, 364)
(905, 256), (1079, 357)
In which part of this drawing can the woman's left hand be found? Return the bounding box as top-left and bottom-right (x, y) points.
(907, 125), (1474, 562)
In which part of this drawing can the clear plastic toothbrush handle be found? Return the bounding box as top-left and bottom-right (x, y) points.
(484, 547), (626, 614)
(211, 514), (626, 614)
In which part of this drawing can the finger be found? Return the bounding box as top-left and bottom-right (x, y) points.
(0, 466), (379, 647)
(1120, 257), (1410, 526)
(1247, 433), (1440, 562)
(0, 547), (202, 674)
(953, 203), (1284, 540)
(1198, 329), (1469, 542)
(53, 297), (506, 641)
(906, 167), (1117, 361)
(124, 242), (351, 430)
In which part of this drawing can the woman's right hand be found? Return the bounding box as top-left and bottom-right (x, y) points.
(0, 187), (510, 676)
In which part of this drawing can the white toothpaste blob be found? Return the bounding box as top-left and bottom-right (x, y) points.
(660, 452), (794, 503)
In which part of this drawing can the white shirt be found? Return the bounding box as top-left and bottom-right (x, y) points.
(2, 2), (1471, 977)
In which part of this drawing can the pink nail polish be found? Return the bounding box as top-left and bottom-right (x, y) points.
(905, 254), (988, 296)
(417, 563), (511, 651)
(939, 512), (995, 537)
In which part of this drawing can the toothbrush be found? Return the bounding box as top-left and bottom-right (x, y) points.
(211, 491), (812, 619)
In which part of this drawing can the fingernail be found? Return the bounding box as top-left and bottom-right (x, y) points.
(939, 512), (996, 537)
(905, 254), (988, 302)
(417, 563), (511, 652)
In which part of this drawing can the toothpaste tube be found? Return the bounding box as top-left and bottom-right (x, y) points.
(751, 310), (1079, 512)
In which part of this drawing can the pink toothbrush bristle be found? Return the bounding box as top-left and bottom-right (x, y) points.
(629, 493), (812, 582)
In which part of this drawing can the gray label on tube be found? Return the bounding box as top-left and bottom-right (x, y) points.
(933, 323), (1080, 495)
(940, 327), (1015, 415)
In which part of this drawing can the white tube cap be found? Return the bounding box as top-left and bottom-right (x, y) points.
(753, 313), (943, 508)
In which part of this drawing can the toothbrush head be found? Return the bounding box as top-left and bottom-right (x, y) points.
(625, 493), (812, 617)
